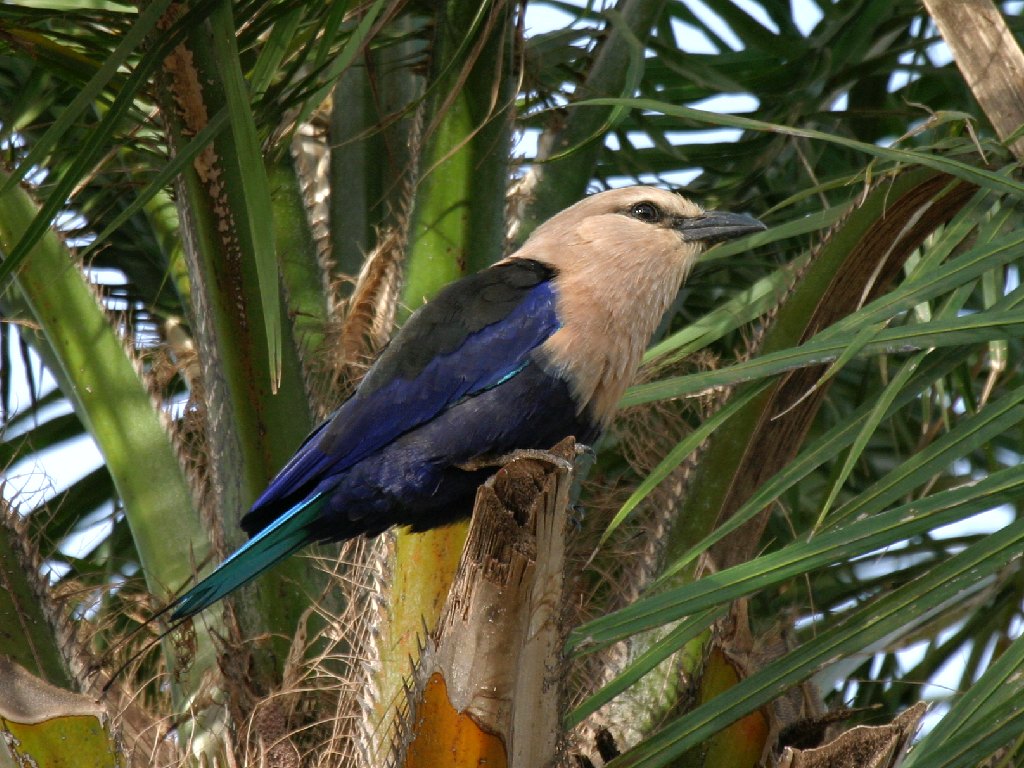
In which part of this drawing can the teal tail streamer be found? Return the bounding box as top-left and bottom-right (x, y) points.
(170, 492), (325, 620)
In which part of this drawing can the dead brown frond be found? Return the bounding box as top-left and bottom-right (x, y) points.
(336, 227), (404, 371)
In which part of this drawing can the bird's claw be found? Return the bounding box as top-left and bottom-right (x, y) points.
(574, 442), (596, 460)
(458, 447), (578, 473)
(568, 503), (586, 530)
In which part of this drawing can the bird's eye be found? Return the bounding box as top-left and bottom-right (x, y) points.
(629, 202), (662, 223)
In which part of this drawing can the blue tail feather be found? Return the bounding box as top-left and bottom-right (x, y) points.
(170, 493), (325, 621)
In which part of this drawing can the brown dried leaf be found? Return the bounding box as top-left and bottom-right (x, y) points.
(775, 702), (927, 768)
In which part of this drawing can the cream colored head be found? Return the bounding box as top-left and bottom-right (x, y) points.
(510, 186), (763, 425)
(519, 186), (707, 270)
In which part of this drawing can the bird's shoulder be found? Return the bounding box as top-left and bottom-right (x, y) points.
(360, 258), (557, 392)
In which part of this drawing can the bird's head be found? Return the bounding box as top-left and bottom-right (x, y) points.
(513, 186), (765, 423)
(518, 186), (765, 276)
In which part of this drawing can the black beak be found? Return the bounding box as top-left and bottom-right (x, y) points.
(675, 210), (766, 245)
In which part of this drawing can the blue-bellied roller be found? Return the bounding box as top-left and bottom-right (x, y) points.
(168, 186), (765, 620)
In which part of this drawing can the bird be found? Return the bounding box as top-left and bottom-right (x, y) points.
(168, 186), (765, 621)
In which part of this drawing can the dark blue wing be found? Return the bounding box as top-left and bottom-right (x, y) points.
(240, 259), (560, 535)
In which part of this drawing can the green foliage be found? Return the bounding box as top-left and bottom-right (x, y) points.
(1, 1), (1024, 766)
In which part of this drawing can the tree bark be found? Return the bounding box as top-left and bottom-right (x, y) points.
(398, 440), (577, 768)
(924, 0), (1024, 161)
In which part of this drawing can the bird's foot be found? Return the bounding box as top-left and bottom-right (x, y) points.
(568, 503), (587, 530)
(458, 447), (577, 473)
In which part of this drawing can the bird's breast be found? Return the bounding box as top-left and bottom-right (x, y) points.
(539, 265), (686, 425)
